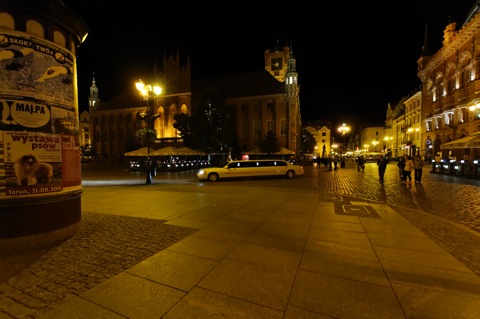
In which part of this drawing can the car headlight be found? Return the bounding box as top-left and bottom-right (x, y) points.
(198, 170), (205, 175)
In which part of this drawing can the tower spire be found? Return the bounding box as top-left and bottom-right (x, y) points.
(88, 73), (99, 113)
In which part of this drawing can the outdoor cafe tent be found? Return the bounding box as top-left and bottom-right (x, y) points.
(149, 146), (206, 156)
(124, 147), (149, 157)
(440, 132), (480, 149)
(177, 147), (207, 156)
(125, 146), (207, 157)
(149, 146), (182, 156)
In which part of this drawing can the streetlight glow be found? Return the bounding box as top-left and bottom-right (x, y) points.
(135, 79), (162, 185)
(337, 123), (350, 155)
(338, 123), (350, 135)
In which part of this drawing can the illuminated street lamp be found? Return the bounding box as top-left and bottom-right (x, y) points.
(384, 136), (393, 151)
(337, 123), (350, 154)
(135, 79), (162, 185)
(372, 140), (379, 152)
(338, 123), (350, 135)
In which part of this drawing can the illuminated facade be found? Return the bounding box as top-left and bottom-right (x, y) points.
(304, 125), (332, 158)
(88, 51), (192, 163)
(360, 127), (384, 153)
(418, 3), (480, 159)
(86, 44), (302, 162)
(404, 91), (422, 156)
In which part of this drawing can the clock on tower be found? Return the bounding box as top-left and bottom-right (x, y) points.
(271, 58), (283, 71)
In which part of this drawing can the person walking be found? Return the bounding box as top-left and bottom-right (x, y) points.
(413, 154), (425, 183)
(315, 156), (322, 170)
(397, 156), (405, 181)
(377, 155), (388, 182)
(357, 155), (365, 171)
(402, 155), (414, 182)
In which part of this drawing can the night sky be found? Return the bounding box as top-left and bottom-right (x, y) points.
(62, 0), (476, 126)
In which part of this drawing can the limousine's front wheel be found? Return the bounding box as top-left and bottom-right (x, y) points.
(208, 173), (220, 182)
(286, 170), (296, 179)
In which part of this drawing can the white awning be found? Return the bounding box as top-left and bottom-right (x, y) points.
(124, 147), (149, 156)
(440, 132), (480, 149)
(149, 146), (206, 156)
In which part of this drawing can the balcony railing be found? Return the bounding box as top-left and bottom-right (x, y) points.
(454, 88), (467, 101)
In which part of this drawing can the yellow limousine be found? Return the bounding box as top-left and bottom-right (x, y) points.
(197, 159), (304, 182)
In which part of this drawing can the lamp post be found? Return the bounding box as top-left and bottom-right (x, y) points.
(337, 123), (350, 154)
(384, 136), (392, 148)
(135, 79), (162, 185)
(372, 140), (378, 152)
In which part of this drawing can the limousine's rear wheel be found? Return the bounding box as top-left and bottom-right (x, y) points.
(286, 170), (295, 179)
(208, 173), (219, 182)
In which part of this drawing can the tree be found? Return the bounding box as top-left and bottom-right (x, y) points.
(174, 88), (237, 153)
(300, 129), (316, 154)
(80, 143), (95, 160)
(259, 131), (281, 154)
(172, 113), (196, 146)
(135, 127), (157, 147)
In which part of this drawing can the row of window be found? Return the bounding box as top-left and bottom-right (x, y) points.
(240, 102), (276, 114)
(241, 119), (288, 137)
(227, 160), (288, 168)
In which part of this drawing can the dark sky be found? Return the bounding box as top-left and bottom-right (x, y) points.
(62, 1), (476, 126)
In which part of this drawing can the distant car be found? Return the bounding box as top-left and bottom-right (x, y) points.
(197, 159), (304, 182)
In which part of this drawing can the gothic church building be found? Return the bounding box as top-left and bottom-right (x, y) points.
(85, 43), (301, 163)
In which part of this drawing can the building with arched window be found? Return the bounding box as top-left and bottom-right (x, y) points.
(85, 44), (302, 163)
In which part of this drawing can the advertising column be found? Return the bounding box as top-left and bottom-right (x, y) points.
(0, 3), (88, 250)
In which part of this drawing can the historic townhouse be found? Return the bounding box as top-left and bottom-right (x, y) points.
(418, 1), (480, 160)
(403, 91), (423, 157)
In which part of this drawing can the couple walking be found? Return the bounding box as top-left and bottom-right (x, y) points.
(398, 155), (424, 183)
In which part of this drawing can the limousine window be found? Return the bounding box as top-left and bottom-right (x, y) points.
(227, 161), (257, 168)
(227, 161), (287, 168)
(260, 161), (287, 167)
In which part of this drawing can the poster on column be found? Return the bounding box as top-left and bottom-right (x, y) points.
(0, 30), (82, 199)
(3, 131), (63, 197)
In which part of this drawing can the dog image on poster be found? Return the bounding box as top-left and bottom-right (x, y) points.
(14, 154), (53, 186)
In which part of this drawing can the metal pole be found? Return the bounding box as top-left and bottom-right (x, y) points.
(146, 118), (152, 184)
(145, 96), (152, 185)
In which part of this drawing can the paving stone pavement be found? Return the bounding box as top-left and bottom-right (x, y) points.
(1, 161), (480, 318)
(0, 213), (197, 319)
(310, 161), (480, 279)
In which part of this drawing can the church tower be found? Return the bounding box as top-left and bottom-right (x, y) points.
(264, 40), (301, 154)
(284, 43), (301, 154)
(88, 74), (100, 113)
(264, 40), (290, 82)
(285, 43), (298, 97)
